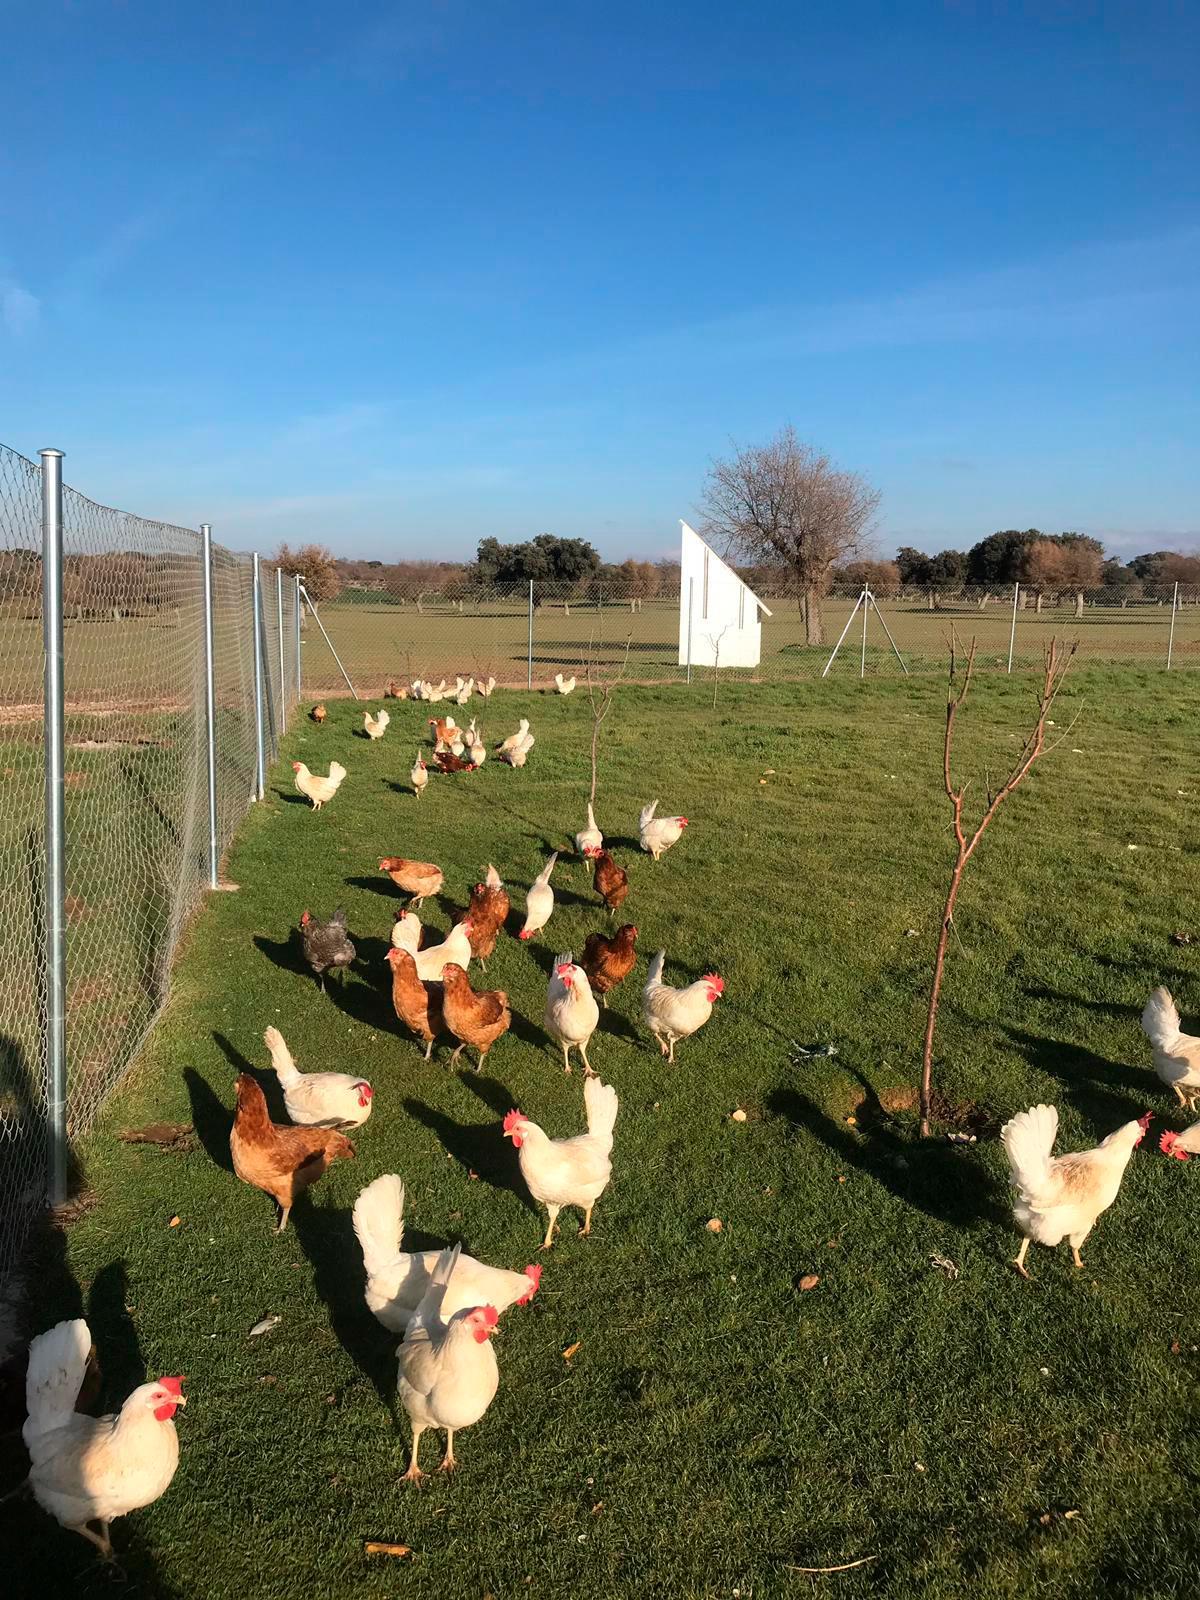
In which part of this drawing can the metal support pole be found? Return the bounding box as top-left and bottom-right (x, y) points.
(527, 580), (534, 690)
(1007, 582), (1019, 673)
(293, 574), (302, 701)
(869, 591), (910, 676)
(300, 583), (358, 697)
(859, 583), (869, 678)
(251, 554), (265, 799)
(201, 523), (219, 890)
(41, 448), (68, 1205)
(686, 578), (694, 683)
(1167, 581), (1179, 670)
(821, 586), (866, 678)
(276, 566), (285, 732)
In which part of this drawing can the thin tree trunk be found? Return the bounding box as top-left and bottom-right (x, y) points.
(804, 584), (826, 646)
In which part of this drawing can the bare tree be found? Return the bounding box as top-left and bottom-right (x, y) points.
(700, 427), (880, 646)
(585, 634), (632, 808)
(919, 635), (1077, 1135)
(705, 624), (730, 709)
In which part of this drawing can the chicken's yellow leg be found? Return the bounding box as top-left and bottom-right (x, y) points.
(1013, 1237), (1031, 1278)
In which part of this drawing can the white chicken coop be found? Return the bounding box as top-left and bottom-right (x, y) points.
(678, 520), (771, 669)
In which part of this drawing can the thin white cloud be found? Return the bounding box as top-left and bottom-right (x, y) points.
(2, 283), (39, 336)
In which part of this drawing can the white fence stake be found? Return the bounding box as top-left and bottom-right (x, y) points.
(40, 448), (68, 1205)
(821, 586), (867, 678)
(293, 574), (302, 701)
(527, 580), (534, 689)
(201, 523), (219, 889)
(300, 582), (358, 697)
(859, 582), (868, 678)
(869, 591), (910, 676)
(276, 565), (285, 732)
(251, 553), (266, 799)
(1167, 581), (1179, 670)
(1007, 582), (1019, 673)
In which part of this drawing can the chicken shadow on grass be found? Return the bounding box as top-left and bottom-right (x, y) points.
(767, 1069), (1008, 1229)
(343, 875), (399, 899)
(183, 1064), (235, 1174)
(288, 1199), (399, 1420)
(252, 932), (310, 982)
(403, 1089), (534, 1214)
(323, 967), (392, 1035)
(597, 1006), (641, 1046)
(1000, 1024), (1148, 1131)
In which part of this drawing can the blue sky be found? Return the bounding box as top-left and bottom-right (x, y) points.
(1, 1), (1197, 560)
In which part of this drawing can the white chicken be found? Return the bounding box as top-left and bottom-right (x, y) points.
(554, 672), (576, 695)
(467, 721), (486, 767)
(414, 917), (473, 982)
(503, 731), (535, 768)
(396, 1244), (501, 1481)
(503, 1074), (619, 1248)
(477, 676), (496, 697)
(263, 1025), (373, 1129)
(519, 852), (558, 940)
(638, 800), (688, 860)
(353, 1175), (540, 1334)
(574, 801), (603, 858)
(642, 951), (723, 1060)
(448, 730), (466, 757)
(544, 954), (599, 1075)
(411, 751), (428, 800)
(390, 907), (423, 954)
(292, 760), (347, 810)
(1160, 1122), (1200, 1160)
(496, 718), (530, 755)
(1141, 987), (1200, 1110)
(455, 676), (474, 705)
(21, 1319), (186, 1559)
(364, 708), (390, 740)
(1001, 1103), (1150, 1277)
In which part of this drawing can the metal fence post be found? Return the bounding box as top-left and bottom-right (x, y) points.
(687, 578), (694, 683)
(201, 523), (219, 890)
(527, 580), (534, 690)
(276, 565), (285, 732)
(1007, 582), (1020, 673)
(251, 553), (265, 799)
(1167, 581), (1179, 670)
(293, 573), (302, 701)
(859, 583), (869, 678)
(40, 448), (69, 1205)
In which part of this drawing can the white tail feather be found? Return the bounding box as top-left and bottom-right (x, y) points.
(24, 1318), (91, 1444)
(352, 1174), (406, 1275)
(1142, 986), (1182, 1049)
(263, 1025), (300, 1087)
(1001, 1103), (1059, 1201)
(583, 1075), (619, 1143)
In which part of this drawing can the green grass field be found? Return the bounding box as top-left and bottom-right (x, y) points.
(5, 670), (1200, 1599)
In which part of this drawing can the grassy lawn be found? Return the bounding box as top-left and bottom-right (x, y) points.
(5, 668), (1200, 1599)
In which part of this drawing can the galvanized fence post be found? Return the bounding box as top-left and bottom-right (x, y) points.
(201, 523), (219, 890)
(1007, 582), (1020, 673)
(859, 583), (869, 678)
(527, 580), (534, 690)
(251, 553), (266, 799)
(276, 565), (285, 732)
(1167, 581), (1180, 670)
(40, 448), (69, 1205)
(293, 573), (302, 700)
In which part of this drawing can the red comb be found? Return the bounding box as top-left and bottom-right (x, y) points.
(158, 1376), (184, 1396)
(481, 1305), (500, 1326)
(503, 1109), (524, 1134)
(521, 1263), (542, 1301)
(704, 974), (724, 991)
(1161, 1130), (1189, 1160)
(1137, 1111), (1153, 1131)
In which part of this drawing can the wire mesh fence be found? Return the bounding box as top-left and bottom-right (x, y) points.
(0, 443), (293, 1281)
(293, 575), (1200, 698)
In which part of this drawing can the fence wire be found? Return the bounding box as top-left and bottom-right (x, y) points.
(292, 576), (1200, 698)
(0, 444), (292, 1280)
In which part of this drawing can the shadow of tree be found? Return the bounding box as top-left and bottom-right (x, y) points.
(766, 1076), (1007, 1228)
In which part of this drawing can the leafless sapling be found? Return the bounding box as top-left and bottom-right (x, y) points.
(585, 632), (633, 809)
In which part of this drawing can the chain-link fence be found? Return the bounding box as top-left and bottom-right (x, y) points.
(293, 574), (1200, 697)
(0, 443), (298, 1280)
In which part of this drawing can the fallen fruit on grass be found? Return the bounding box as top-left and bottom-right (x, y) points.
(706, 1218), (723, 1233)
(562, 1342), (582, 1360)
(364, 1542), (412, 1558)
(731, 1109), (747, 1122)
(797, 1274), (820, 1291)
(168, 1215), (181, 1227)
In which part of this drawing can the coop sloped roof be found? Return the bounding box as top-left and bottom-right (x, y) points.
(679, 521), (773, 617)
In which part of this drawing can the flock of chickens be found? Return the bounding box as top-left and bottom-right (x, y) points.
(15, 689), (727, 1552)
(15, 684), (1200, 1561)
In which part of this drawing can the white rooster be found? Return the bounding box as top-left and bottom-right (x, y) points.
(503, 1074), (619, 1248)
(414, 917), (473, 982)
(455, 676), (475, 705)
(638, 800), (688, 860)
(574, 801), (603, 858)
(642, 951), (723, 1061)
(554, 672), (576, 695)
(1001, 1103), (1150, 1277)
(496, 718), (530, 755)
(364, 708), (390, 740)
(544, 954), (599, 1075)
(353, 1174), (540, 1333)
(263, 1025), (373, 1128)
(519, 852), (558, 940)
(390, 908), (423, 955)
(477, 675), (496, 697)
(396, 1245), (501, 1481)
(503, 731), (535, 768)
(21, 1319), (186, 1559)
(292, 760), (347, 810)
(1141, 987), (1200, 1110)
